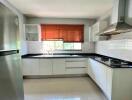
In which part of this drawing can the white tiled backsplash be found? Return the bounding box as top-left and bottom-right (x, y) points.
(27, 41), (95, 54)
(96, 39), (132, 62)
(27, 41), (43, 53)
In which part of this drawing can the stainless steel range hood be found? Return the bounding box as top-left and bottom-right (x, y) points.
(101, 0), (132, 36)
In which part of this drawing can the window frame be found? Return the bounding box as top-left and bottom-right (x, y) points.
(42, 40), (82, 51)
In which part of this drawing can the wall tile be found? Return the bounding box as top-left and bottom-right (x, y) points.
(96, 39), (132, 62)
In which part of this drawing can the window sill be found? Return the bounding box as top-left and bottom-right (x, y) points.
(53, 49), (82, 51)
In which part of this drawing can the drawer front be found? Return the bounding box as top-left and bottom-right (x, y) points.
(65, 58), (86, 61)
(66, 61), (86, 68)
(65, 68), (86, 74)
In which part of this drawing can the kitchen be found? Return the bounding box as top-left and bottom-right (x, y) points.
(0, 0), (132, 100)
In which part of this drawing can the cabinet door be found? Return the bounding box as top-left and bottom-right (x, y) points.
(22, 59), (39, 75)
(88, 59), (96, 81)
(39, 59), (52, 75)
(89, 59), (107, 93)
(91, 22), (99, 41)
(106, 67), (113, 100)
(99, 16), (111, 33)
(52, 59), (65, 75)
(25, 24), (40, 41)
(96, 62), (107, 93)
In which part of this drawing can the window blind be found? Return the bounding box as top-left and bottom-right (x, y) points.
(41, 24), (84, 42)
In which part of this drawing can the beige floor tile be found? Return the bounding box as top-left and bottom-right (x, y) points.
(24, 77), (107, 100)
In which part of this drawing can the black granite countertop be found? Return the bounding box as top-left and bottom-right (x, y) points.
(21, 53), (96, 59)
(22, 53), (132, 68)
(89, 56), (132, 68)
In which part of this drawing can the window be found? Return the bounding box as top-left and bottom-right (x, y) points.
(64, 43), (81, 50)
(42, 41), (81, 51)
(42, 41), (63, 52)
(41, 24), (83, 51)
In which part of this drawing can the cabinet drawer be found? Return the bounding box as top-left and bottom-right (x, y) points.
(65, 68), (86, 74)
(65, 58), (85, 62)
(66, 61), (86, 68)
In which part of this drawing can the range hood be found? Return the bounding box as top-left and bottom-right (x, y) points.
(101, 0), (132, 36)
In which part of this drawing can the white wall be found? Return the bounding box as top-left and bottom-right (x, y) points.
(27, 41), (95, 54)
(0, 0), (27, 55)
(26, 17), (95, 54)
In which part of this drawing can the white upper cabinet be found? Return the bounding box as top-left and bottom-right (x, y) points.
(99, 16), (111, 33)
(90, 10), (112, 41)
(91, 22), (100, 35)
(91, 22), (100, 41)
(24, 24), (41, 41)
(126, 0), (132, 25)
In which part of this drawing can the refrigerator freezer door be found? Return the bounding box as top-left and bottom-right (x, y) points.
(0, 54), (24, 100)
(0, 3), (19, 51)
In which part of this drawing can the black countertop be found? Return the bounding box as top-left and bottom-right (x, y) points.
(21, 53), (96, 59)
(89, 56), (132, 68)
(22, 53), (132, 68)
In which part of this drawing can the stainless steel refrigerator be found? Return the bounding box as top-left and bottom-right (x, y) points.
(0, 2), (24, 100)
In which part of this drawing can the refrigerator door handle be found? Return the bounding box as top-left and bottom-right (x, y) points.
(0, 50), (19, 56)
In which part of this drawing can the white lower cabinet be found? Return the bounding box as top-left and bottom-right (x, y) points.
(22, 59), (39, 75)
(22, 58), (87, 76)
(94, 61), (107, 93)
(65, 58), (87, 74)
(87, 59), (96, 81)
(39, 59), (52, 75)
(88, 58), (107, 94)
(106, 67), (113, 100)
(52, 59), (65, 75)
(22, 57), (132, 100)
(88, 58), (132, 100)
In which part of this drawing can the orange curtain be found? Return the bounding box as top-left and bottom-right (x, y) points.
(41, 24), (84, 42)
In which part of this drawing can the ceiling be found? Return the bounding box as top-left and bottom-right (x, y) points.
(7, 0), (113, 18)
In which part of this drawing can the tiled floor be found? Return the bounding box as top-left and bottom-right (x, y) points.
(24, 77), (107, 100)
